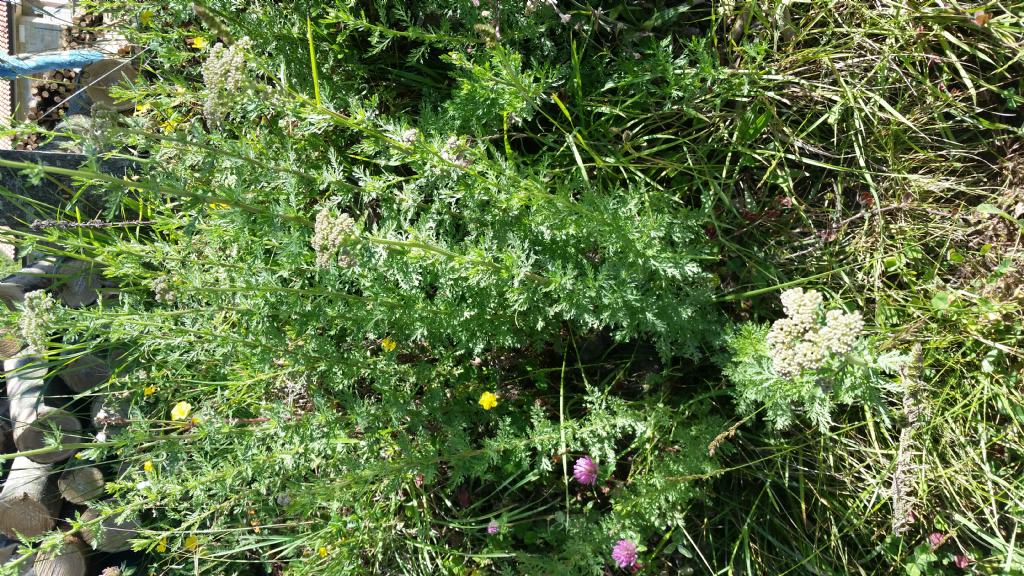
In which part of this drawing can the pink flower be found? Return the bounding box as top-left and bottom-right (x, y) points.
(486, 520), (500, 535)
(928, 532), (947, 549)
(611, 539), (638, 569)
(954, 554), (970, 569)
(573, 456), (598, 485)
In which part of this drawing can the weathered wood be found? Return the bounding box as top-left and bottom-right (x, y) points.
(0, 398), (11, 454)
(0, 543), (35, 575)
(79, 508), (138, 553)
(0, 327), (23, 359)
(0, 257), (59, 307)
(32, 536), (86, 576)
(0, 226), (14, 264)
(58, 466), (104, 504)
(14, 406), (80, 463)
(5, 354), (83, 463)
(0, 457), (58, 537)
(55, 260), (101, 309)
(58, 350), (110, 394)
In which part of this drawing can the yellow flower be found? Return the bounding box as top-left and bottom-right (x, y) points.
(135, 102), (152, 116)
(208, 203), (230, 210)
(160, 118), (180, 133)
(190, 37), (208, 49)
(478, 391), (498, 411)
(318, 546), (328, 558)
(143, 385), (157, 396)
(143, 460), (154, 472)
(156, 538), (167, 553)
(381, 337), (397, 353)
(184, 535), (199, 550)
(191, 416), (202, 425)
(170, 401), (192, 421)
(140, 9), (154, 26)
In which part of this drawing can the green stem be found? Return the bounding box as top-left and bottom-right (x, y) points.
(364, 234), (552, 286)
(0, 441), (120, 461)
(0, 157), (308, 225)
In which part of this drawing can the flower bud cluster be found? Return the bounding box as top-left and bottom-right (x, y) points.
(202, 37), (253, 125)
(311, 208), (356, 268)
(780, 287), (822, 328)
(19, 290), (57, 352)
(152, 276), (177, 303)
(816, 309), (865, 355)
(767, 288), (864, 376)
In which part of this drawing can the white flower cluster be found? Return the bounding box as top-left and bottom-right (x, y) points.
(766, 288), (864, 376)
(440, 136), (472, 168)
(18, 290), (56, 352)
(152, 276), (176, 304)
(202, 37), (253, 125)
(311, 208), (356, 268)
(817, 309), (865, 355)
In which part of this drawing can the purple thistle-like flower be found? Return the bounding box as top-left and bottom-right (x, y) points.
(487, 520), (500, 535)
(573, 456), (598, 485)
(611, 539), (638, 569)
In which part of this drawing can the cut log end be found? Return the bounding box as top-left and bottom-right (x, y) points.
(14, 407), (83, 463)
(80, 508), (138, 553)
(56, 260), (101, 309)
(0, 457), (57, 538)
(0, 545), (35, 576)
(60, 352), (111, 393)
(7, 354), (83, 462)
(0, 327), (23, 360)
(33, 537), (87, 576)
(4, 354), (47, 381)
(58, 466), (105, 504)
(0, 497), (53, 539)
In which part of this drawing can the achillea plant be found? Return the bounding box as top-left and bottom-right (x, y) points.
(19, 0), (1022, 572)
(724, 288), (900, 430)
(201, 37), (252, 125)
(311, 207), (356, 268)
(766, 287), (865, 376)
(18, 290), (58, 352)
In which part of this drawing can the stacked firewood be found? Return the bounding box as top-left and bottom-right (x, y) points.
(0, 254), (136, 576)
(62, 13), (104, 50)
(14, 12), (107, 150)
(26, 71), (77, 119)
(14, 69), (79, 150)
